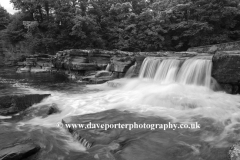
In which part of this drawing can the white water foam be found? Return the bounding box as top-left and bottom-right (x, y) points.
(139, 56), (212, 87)
(15, 56), (240, 148)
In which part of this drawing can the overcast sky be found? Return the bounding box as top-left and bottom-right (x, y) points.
(0, 0), (18, 14)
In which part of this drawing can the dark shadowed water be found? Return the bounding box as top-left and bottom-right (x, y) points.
(0, 67), (102, 95)
(0, 67), (239, 160)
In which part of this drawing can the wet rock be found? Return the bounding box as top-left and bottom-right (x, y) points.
(212, 51), (240, 84)
(0, 94), (51, 116)
(71, 63), (98, 71)
(82, 71), (113, 84)
(233, 85), (239, 94)
(0, 143), (40, 160)
(107, 79), (126, 88)
(89, 78), (112, 84)
(212, 50), (240, 93)
(91, 144), (120, 160)
(13, 103), (60, 120)
(47, 104), (60, 115)
(61, 109), (231, 160)
(62, 110), (131, 149)
(80, 150), (115, 160)
(53, 49), (90, 70)
(222, 84), (233, 94)
(52, 49), (203, 81)
(61, 109), (168, 150)
(229, 142), (240, 160)
(110, 56), (135, 73)
(0, 125), (41, 160)
(95, 71), (112, 78)
(17, 66), (31, 73)
(133, 56), (145, 76)
(30, 67), (51, 73)
(89, 49), (112, 65)
(36, 58), (52, 68)
(24, 58), (37, 66)
(16, 62), (24, 66)
(93, 151), (116, 160)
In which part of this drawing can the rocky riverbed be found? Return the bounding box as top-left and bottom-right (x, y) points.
(1, 67), (240, 160)
(2, 42), (240, 159)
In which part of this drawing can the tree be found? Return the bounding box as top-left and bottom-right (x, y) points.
(0, 5), (10, 30)
(3, 0), (240, 54)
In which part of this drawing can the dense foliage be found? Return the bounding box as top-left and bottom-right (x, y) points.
(1, 0), (240, 54)
(0, 5), (10, 31)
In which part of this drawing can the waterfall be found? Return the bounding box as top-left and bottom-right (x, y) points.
(139, 57), (162, 79)
(105, 64), (111, 71)
(154, 59), (182, 83)
(125, 63), (137, 78)
(177, 58), (212, 87)
(139, 56), (213, 87)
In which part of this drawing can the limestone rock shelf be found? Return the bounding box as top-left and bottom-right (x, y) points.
(9, 41), (240, 94)
(212, 50), (240, 94)
(0, 94), (51, 116)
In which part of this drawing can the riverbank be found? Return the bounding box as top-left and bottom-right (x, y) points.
(2, 41), (240, 94)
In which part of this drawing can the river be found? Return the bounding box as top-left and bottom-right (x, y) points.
(0, 65), (240, 160)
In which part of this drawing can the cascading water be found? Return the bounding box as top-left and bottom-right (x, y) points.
(177, 57), (212, 87)
(0, 58), (240, 160)
(139, 57), (162, 79)
(154, 59), (182, 83)
(124, 62), (137, 78)
(139, 56), (213, 87)
(105, 63), (111, 71)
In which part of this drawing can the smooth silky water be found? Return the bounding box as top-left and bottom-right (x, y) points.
(0, 55), (240, 160)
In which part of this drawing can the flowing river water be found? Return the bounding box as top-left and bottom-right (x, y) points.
(1, 56), (240, 160)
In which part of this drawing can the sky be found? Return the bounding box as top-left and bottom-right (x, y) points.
(0, 0), (18, 14)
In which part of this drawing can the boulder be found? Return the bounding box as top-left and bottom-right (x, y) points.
(53, 49), (105, 71)
(30, 67), (51, 73)
(221, 84), (233, 94)
(71, 63), (98, 71)
(17, 66), (31, 73)
(82, 71), (113, 84)
(229, 141), (240, 160)
(110, 56), (135, 73)
(47, 104), (60, 115)
(63, 56), (89, 69)
(11, 103), (60, 120)
(16, 62), (24, 66)
(36, 58), (52, 67)
(24, 58), (37, 66)
(88, 49), (112, 65)
(107, 80), (125, 88)
(95, 71), (112, 78)
(0, 94), (51, 116)
(0, 143), (40, 160)
(212, 51), (240, 84)
(30, 54), (52, 59)
(89, 77), (112, 84)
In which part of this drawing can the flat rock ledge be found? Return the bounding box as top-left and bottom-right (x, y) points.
(0, 94), (51, 116)
(0, 143), (40, 160)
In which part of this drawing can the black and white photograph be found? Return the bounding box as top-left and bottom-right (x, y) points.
(0, 0), (240, 159)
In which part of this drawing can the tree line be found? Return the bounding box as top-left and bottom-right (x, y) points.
(0, 0), (240, 54)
